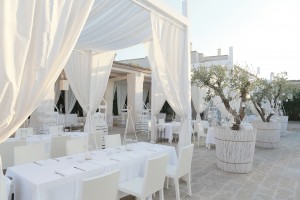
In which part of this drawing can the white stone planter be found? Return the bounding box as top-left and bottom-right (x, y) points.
(280, 116), (289, 137)
(214, 126), (256, 173)
(252, 121), (281, 149)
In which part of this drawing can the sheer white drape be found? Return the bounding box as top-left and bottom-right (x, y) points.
(191, 86), (208, 119)
(0, 0), (94, 142)
(115, 81), (127, 115)
(54, 78), (60, 106)
(143, 86), (150, 103)
(146, 13), (191, 148)
(64, 50), (115, 132)
(64, 88), (77, 114)
(150, 75), (166, 141)
(76, 0), (152, 52)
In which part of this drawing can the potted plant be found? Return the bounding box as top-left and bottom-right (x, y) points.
(251, 72), (292, 148)
(192, 64), (256, 173)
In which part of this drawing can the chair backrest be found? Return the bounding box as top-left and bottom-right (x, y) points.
(50, 135), (71, 158)
(200, 121), (209, 129)
(14, 143), (45, 165)
(66, 138), (85, 156)
(197, 123), (205, 135)
(79, 170), (120, 200)
(49, 126), (64, 135)
(15, 127), (34, 138)
(175, 144), (194, 178)
(0, 140), (26, 169)
(143, 154), (169, 197)
(104, 134), (121, 148)
(88, 131), (103, 150)
(158, 119), (165, 124)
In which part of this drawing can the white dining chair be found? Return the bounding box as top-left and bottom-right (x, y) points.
(197, 123), (206, 147)
(14, 143), (45, 165)
(104, 134), (122, 148)
(118, 154), (169, 200)
(200, 120), (210, 134)
(165, 144), (194, 200)
(49, 126), (64, 135)
(0, 140), (26, 169)
(1, 155), (12, 200)
(79, 170), (120, 200)
(88, 131), (104, 150)
(50, 135), (71, 158)
(66, 138), (85, 156)
(15, 127), (34, 138)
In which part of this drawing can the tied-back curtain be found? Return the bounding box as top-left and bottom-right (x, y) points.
(64, 50), (115, 132)
(54, 78), (60, 105)
(0, 0), (94, 142)
(143, 85), (150, 103)
(146, 12), (191, 149)
(115, 81), (127, 115)
(150, 74), (166, 141)
(191, 86), (208, 119)
(64, 87), (77, 114)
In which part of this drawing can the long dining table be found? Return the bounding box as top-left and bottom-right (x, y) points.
(6, 142), (177, 200)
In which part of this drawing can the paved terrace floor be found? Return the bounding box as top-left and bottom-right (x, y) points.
(115, 121), (300, 200)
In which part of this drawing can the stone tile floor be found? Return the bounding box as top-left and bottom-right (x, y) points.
(115, 121), (300, 200)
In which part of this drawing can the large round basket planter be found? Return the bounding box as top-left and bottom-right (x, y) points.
(252, 121), (281, 149)
(214, 126), (256, 174)
(280, 116), (289, 137)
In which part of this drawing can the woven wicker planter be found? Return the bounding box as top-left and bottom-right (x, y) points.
(214, 126), (256, 173)
(252, 121), (281, 148)
(280, 116), (289, 137)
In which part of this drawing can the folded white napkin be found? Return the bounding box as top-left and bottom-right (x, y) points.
(55, 168), (80, 177)
(74, 163), (98, 171)
(110, 156), (129, 162)
(33, 159), (57, 166)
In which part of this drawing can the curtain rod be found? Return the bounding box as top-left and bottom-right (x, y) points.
(130, 0), (188, 28)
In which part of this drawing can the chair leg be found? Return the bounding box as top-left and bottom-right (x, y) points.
(174, 178), (180, 200)
(187, 173), (192, 196)
(159, 189), (164, 200)
(166, 177), (169, 189)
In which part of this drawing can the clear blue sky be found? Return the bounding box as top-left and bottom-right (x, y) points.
(116, 0), (300, 80)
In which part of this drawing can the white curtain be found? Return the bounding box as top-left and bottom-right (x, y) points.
(150, 75), (166, 141)
(64, 87), (77, 114)
(191, 86), (208, 119)
(64, 50), (115, 133)
(115, 81), (127, 115)
(0, 0), (94, 142)
(54, 78), (60, 106)
(143, 85), (150, 103)
(76, 0), (152, 52)
(146, 12), (191, 149)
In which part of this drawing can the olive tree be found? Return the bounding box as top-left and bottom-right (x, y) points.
(192, 65), (253, 130)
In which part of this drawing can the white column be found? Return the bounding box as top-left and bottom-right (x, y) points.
(127, 73), (144, 133)
(104, 80), (115, 116)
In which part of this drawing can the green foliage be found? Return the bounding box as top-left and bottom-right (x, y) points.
(250, 72), (293, 122)
(192, 64), (253, 130)
(283, 88), (300, 120)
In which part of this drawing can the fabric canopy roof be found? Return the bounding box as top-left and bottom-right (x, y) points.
(0, 0), (191, 152)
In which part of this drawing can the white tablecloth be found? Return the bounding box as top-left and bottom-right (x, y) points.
(157, 122), (180, 143)
(205, 127), (215, 145)
(6, 142), (176, 200)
